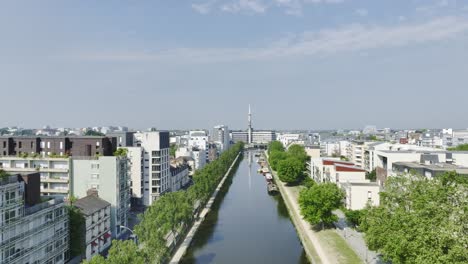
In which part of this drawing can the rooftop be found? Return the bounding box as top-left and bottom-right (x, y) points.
(74, 195), (111, 216)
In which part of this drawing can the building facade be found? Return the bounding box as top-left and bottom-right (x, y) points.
(134, 131), (170, 205)
(71, 156), (130, 238)
(1, 174), (69, 264)
(74, 194), (112, 261)
(212, 125), (230, 152)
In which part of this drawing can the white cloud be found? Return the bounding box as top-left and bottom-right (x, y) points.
(221, 0), (267, 13)
(354, 8), (368, 17)
(78, 16), (468, 63)
(192, 1), (217, 14)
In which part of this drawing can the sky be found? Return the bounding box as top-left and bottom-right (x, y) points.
(1, 0), (468, 130)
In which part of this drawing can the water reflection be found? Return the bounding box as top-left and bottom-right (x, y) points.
(181, 151), (309, 264)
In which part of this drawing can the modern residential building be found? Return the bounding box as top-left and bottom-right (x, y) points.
(341, 182), (380, 210)
(212, 125), (230, 152)
(74, 193), (112, 261)
(107, 131), (135, 147)
(0, 136), (117, 157)
(0, 156), (71, 198)
(277, 133), (301, 147)
(393, 161), (468, 178)
(134, 131), (171, 205)
(71, 156), (130, 238)
(309, 158), (368, 185)
(231, 130), (276, 144)
(0, 173), (69, 264)
(125, 147), (144, 206)
(188, 131), (208, 164)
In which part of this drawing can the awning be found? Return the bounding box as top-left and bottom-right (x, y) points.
(91, 241), (98, 247)
(104, 232), (112, 239)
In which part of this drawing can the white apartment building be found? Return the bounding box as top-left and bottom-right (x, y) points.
(0, 157), (71, 198)
(74, 194), (112, 261)
(134, 131), (171, 205)
(188, 131), (208, 163)
(125, 147), (144, 205)
(341, 182), (380, 210)
(309, 158), (368, 185)
(277, 133), (301, 148)
(0, 174), (69, 264)
(176, 147), (206, 170)
(71, 156), (130, 238)
(170, 162), (190, 192)
(212, 125), (230, 152)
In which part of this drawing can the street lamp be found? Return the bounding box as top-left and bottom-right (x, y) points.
(119, 225), (138, 245)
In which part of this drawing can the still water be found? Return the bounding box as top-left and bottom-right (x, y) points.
(181, 151), (309, 264)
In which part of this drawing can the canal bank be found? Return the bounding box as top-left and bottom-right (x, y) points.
(265, 151), (362, 264)
(179, 151), (308, 264)
(170, 151), (242, 263)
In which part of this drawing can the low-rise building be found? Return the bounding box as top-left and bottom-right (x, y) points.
(341, 182), (380, 210)
(392, 161), (468, 178)
(74, 193), (112, 261)
(0, 173), (69, 264)
(170, 161), (190, 192)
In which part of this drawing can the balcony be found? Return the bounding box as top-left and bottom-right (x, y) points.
(41, 188), (68, 194)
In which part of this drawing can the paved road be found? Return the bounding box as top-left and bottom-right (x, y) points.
(334, 210), (383, 264)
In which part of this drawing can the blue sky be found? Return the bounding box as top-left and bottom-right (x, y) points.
(1, 0), (468, 130)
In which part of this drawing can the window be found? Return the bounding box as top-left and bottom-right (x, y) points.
(5, 210), (16, 222)
(2, 141), (6, 148)
(91, 163), (100, 169)
(152, 151), (161, 156)
(18, 142), (22, 148)
(91, 174), (99, 179)
(59, 142), (63, 150)
(47, 142), (51, 148)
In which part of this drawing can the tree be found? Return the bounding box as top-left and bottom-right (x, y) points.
(447, 144), (468, 151)
(345, 209), (365, 227)
(114, 148), (128, 157)
(268, 141), (284, 155)
(277, 157), (304, 184)
(299, 183), (344, 229)
(0, 169), (9, 178)
(366, 169), (376, 181)
(287, 144), (308, 162)
(361, 172), (468, 264)
(68, 206), (86, 258)
(84, 130), (105, 136)
(269, 151), (289, 171)
(106, 240), (146, 264)
(170, 143), (177, 157)
(83, 255), (107, 264)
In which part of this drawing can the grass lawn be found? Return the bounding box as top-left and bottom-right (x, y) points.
(317, 229), (362, 264)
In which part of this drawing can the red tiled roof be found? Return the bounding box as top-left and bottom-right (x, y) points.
(335, 164), (366, 172)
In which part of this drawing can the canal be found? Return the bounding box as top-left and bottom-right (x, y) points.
(181, 151), (309, 264)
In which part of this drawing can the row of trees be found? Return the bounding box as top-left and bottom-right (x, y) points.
(360, 172), (468, 264)
(268, 141), (308, 184)
(85, 142), (244, 264)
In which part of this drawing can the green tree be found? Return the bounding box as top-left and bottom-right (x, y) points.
(269, 151), (289, 171)
(106, 240), (146, 264)
(447, 144), (468, 151)
(113, 148), (128, 157)
(268, 141), (284, 155)
(0, 169), (9, 178)
(68, 206), (86, 258)
(366, 169), (376, 181)
(277, 157), (304, 184)
(84, 130), (105, 136)
(287, 144), (308, 162)
(299, 183), (345, 229)
(361, 172), (468, 264)
(170, 143), (177, 157)
(345, 209), (366, 227)
(83, 255), (107, 264)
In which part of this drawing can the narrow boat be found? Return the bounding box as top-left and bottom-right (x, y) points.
(267, 182), (279, 195)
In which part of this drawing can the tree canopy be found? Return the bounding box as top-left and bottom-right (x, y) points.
(287, 144), (308, 162)
(299, 183), (344, 228)
(361, 172), (468, 264)
(268, 141), (284, 155)
(277, 157), (304, 184)
(447, 144), (468, 151)
(84, 130), (105, 136)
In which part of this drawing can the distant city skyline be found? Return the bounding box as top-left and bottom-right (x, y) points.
(1, 1), (468, 129)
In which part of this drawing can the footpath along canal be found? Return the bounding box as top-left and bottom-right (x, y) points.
(180, 151), (309, 264)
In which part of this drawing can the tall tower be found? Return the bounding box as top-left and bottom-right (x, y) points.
(248, 104), (253, 144)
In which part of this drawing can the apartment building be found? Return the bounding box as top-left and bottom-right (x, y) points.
(0, 136), (117, 157)
(74, 194), (112, 261)
(170, 161), (190, 192)
(71, 156), (130, 238)
(125, 147), (144, 206)
(188, 130), (209, 164)
(341, 182), (380, 210)
(309, 158), (368, 185)
(212, 125), (230, 152)
(134, 131), (171, 205)
(0, 173), (69, 264)
(0, 157), (71, 198)
(106, 131), (135, 147)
